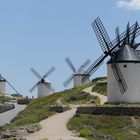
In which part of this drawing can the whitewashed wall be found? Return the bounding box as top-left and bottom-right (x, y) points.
(107, 62), (140, 103)
(38, 82), (54, 98)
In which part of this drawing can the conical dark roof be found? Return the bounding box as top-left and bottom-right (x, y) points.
(116, 44), (140, 62)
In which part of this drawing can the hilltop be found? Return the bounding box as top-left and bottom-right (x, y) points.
(1, 79), (102, 130)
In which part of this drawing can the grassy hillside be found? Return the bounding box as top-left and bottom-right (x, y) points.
(67, 114), (140, 140)
(4, 82), (99, 129)
(92, 81), (107, 96)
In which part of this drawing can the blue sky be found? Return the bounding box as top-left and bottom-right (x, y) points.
(0, 0), (140, 97)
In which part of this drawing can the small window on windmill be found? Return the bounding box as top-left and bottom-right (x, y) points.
(123, 64), (127, 68)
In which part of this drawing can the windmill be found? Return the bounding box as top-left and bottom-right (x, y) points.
(30, 67), (56, 98)
(0, 74), (20, 95)
(83, 17), (140, 103)
(63, 57), (91, 88)
(0, 74), (6, 94)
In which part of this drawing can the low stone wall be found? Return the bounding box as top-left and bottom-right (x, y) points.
(0, 104), (15, 113)
(77, 106), (140, 116)
(17, 99), (31, 105)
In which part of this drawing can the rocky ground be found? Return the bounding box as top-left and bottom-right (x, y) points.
(0, 124), (41, 140)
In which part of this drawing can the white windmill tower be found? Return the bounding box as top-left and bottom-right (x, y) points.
(0, 74), (6, 94)
(30, 67), (56, 98)
(83, 17), (140, 103)
(63, 57), (91, 88)
(0, 74), (20, 95)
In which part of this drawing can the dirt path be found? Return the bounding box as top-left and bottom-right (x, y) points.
(24, 86), (107, 140)
(83, 86), (107, 105)
(24, 107), (85, 140)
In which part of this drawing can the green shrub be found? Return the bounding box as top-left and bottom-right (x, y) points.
(67, 114), (140, 140)
(92, 82), (107, 96)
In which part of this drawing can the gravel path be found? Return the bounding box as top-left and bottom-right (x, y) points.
(83, 86), (107, 105)
(25, 108), (85, 140)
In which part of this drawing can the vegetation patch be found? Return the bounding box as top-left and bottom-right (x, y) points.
(0, 96), (11, 104)
(92, 77), (107, 83)
(17, 98), (32, 105)
(11, 93), (23, 98)
(67, 114), (140, 140)
(62, 90), (99, 105)
(92, 82), (107, 96)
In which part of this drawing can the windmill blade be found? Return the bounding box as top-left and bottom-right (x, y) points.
(43, 66), (56, 79)
(6, 80), (20, 95)
(83, 60), (104, 84)
(82, 54), (105, 83)
(115, 26), (121, 47)
(121, 23), (132, 48)
(85, 22), (140, 85)
(111, 22), (140, 51)
(0, 75), (20, 94)
(110, 53), (128, 94)
(63, 74), (74, 87)
(133, 43), (140, 49)
(84, 54), (104, 75)
(126, 22), (130, 44)
(78, 59), (91, 72)
(130, 22), (138, 47)
(65, 57), (77, 73)
(111, 63), (128, 94)
(29, 83), (38, 93)
(92, 19), (140, 59)
(30, 68), (42, 80)
(92, 17), (112, 53)
(121, 22), (130, 46)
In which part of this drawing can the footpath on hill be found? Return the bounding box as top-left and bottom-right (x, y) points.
(83, 86), (107, 105)
(25, 108), (84, 140)
(24, 86), (107, 140)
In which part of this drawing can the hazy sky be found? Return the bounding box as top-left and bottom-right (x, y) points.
(0, 0), (140, 97)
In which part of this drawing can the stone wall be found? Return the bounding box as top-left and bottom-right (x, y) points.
(17, 99), (31, 105)
(77, 106), (140, 116)
(0, 104), (15, 113)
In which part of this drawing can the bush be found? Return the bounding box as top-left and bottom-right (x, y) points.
(92, 82), (107, 96)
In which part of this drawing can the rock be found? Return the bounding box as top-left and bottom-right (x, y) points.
(90, 100), (96, 104)
(0, 131), (3, 137)
(90, 131), (115, 140)
(17, 128), (27, 135)
(97, 135), (116, 140)
(89, 131), (96, 137)
(2, 131), (16, 138)
(27, 128), (36, 133)
(130, 130), (138, 136)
